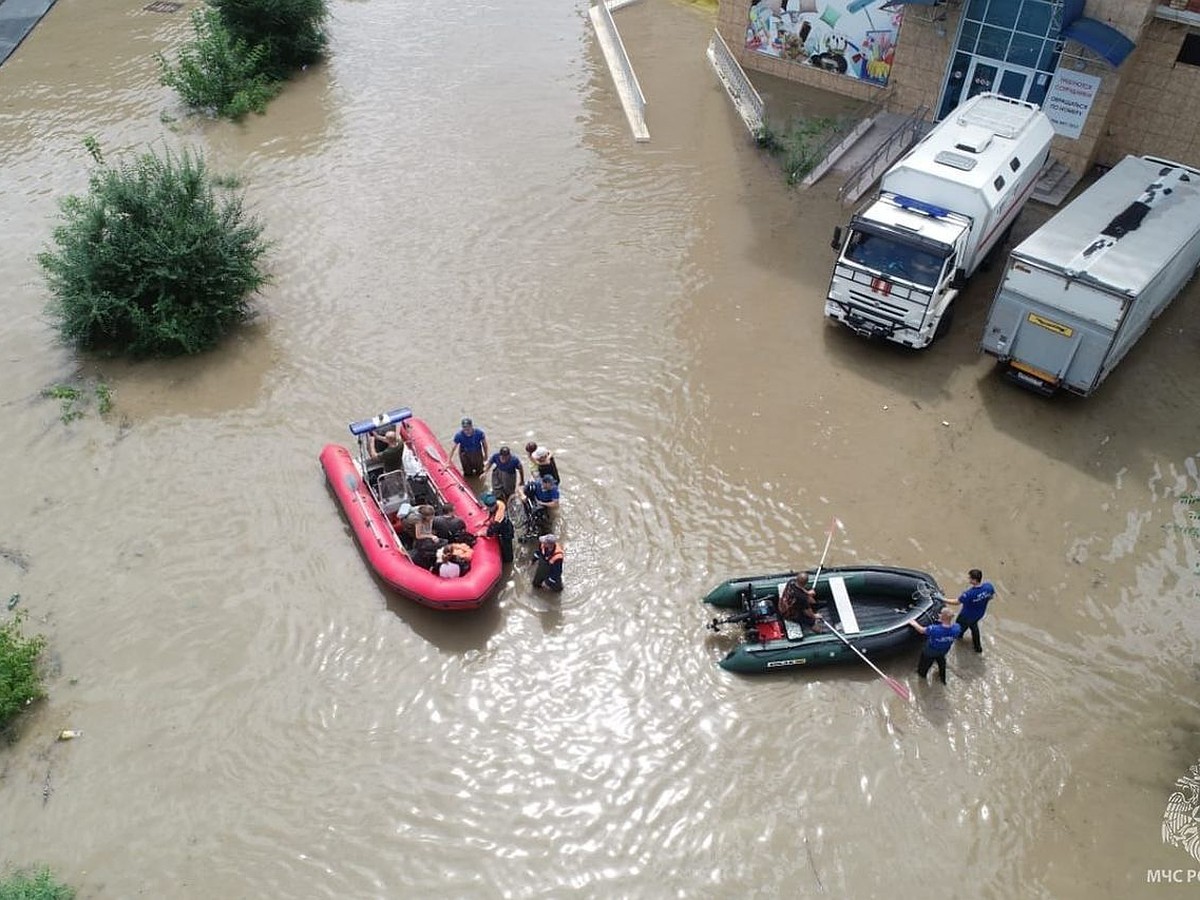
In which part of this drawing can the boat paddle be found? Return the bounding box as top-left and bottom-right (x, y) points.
(810, 517), (842, 592)
(823, 623), (911, 702)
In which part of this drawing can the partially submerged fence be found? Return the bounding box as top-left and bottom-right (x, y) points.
(706, 29), (764, 136)
(589, 0), (650, 142)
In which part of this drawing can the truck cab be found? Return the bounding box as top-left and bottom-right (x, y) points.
(827, 194), (967, 348)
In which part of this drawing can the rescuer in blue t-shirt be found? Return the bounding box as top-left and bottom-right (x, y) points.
(450, 417), (489, 477)
(909, 608), (963, 685)
(949, 568), (996, 654)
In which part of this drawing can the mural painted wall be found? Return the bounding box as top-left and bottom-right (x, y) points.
(745, 0), (903, 86)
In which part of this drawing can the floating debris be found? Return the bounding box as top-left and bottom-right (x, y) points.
(57, 730), (82, 741)
(6, 593), (18, 610)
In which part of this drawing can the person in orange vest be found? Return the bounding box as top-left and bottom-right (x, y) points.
(532, 534), (564, 592)
(480, 493), (514, 565)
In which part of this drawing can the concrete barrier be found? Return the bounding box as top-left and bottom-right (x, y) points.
(589, 0), (650, 143)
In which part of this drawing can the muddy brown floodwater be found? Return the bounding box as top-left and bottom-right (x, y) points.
(1, 0), (1198, 897)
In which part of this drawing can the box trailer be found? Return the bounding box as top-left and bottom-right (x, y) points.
(825, 93), (1053, 349)
(979, 155), (1200, 397)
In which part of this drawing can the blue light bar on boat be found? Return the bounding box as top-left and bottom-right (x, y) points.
(349, 407), (412, 435)
(893, 195), (950, 219)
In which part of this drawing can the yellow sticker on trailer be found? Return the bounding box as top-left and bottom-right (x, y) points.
(1027, 312), (1073, 337)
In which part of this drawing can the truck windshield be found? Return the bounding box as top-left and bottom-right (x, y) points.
(843, 229), (948, 289)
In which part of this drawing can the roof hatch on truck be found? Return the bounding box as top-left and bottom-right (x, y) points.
(953, 125), (993, 154)
(935, 151), (977, 171)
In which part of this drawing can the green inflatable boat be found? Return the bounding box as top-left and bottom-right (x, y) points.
(704, 565), (944, 674)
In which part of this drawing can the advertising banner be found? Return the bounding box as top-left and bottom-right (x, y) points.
(745, 0), (903, 87)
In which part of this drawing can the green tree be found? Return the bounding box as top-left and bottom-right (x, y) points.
(210, 0), (330, 80)
(0, 613), (46, 729)
(39, 144), (270, 358)
(157, 7), (279, 120)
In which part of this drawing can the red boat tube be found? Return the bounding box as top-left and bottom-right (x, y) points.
(319, 415), (502, 610)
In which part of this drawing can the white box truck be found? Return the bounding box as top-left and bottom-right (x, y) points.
(825, 93), (1054, 349)
(979, 155), (1200, 397)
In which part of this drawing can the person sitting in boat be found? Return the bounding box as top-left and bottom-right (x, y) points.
(778, 573), (824, 634)
(412, 535), (445, 571)
(483, 446), (525, 501)
(450, 418), (489, 478)
(436, 542), (474, 577)
(525, 443), (561, 484)
(433, 512), (475, 546)
(437, 547), (463, 579)
(413, 504), (437, 542)
(368, 429), (405, 473)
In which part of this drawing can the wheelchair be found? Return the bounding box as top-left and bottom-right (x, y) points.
(511, 482), (553, 543)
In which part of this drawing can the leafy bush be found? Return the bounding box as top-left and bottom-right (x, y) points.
(0, 613), (46, 729)
(210, 0), (329, 80)
(39, 144), (270, 358)
(756, 116), (839, 185)
(0, 867), (75, 900)
(157, 8), (279, 120)
(781, 117), (836, 184)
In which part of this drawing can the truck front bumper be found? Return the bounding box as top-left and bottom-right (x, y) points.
(825, 298), (931, 348)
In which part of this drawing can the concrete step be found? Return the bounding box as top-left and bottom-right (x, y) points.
(1032, 159), (1080, 207)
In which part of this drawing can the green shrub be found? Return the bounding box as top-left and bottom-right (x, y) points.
(0, 867), (75, 900)
(0, 613), (46, 729)
(757, 116), (839, 185)
(157, 8), (279, 120)
(39, 144), (270, 358)
(211, 0), (330, 80)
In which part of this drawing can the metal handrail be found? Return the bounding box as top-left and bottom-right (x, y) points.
(706, 29), (764, 134)
(836, 104), (931, 205)
(807, 95), (886, 172)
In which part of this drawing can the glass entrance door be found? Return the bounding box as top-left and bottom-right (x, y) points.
(965, 59), (1032, 102)
(936, 0), (1063, 121)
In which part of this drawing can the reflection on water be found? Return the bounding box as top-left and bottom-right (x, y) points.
(1, 0), (1199, 896)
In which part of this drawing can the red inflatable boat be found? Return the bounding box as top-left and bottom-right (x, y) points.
(320, 407), (502, 610)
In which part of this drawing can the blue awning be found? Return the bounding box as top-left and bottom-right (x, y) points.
(1060, 0), (1136, 68)
(1061, 17), (1136, 67)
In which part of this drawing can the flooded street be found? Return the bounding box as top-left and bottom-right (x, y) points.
(1, 0), (1199, 896)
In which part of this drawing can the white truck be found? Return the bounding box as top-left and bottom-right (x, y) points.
(979, 155), (1200, 397)
(825, 92), (1054, 349)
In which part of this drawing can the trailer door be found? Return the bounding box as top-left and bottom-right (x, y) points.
(1004, 308), (1085, 392)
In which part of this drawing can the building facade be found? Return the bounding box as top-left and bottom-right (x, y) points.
(717, 0), (1200, 177)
